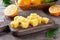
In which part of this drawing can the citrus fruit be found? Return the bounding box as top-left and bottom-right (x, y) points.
(49, 5), (60, 16)
(4, 4), (18, 17)
(17, 0), (24, 6)
(31, 0), (43, 5)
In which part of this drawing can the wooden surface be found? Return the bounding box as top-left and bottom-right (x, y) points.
(4, 10), (55, 36)
(0, 0), (60, 40)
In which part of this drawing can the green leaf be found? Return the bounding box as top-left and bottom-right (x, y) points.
(2, 0), (12, 7)
(3, 0), (11, 3)
(44, 0), (54, 3)
(45, 28), (58, 38)
(3, 2), (12, 7)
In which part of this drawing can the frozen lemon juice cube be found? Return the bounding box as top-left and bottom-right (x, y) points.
(10, 21), (19, 28)
(30, 19), (38, 27)
(21, 21), (29, 28)
(42, 17), (49, 24)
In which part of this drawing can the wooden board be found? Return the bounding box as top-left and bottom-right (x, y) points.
(0, 18), (10, 34)
(4, 10), (55, 36)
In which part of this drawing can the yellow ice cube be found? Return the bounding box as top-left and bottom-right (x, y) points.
(27, 13), (42, 25)
(27, 16), (33, 20)
(14, 16), (26, 23)
(36, 15), (42, 24)
(19, 17), (27, 23)
(21, 21), (29, 28)
(30, 13), (38, 16)
(10, 21), (19, 28)
(27, 13), (42, 24)
(14, 16), (20, 21)
(27, 13), (38, 20)
(42, 17), (49, 24)
(30, 19), (38, 27)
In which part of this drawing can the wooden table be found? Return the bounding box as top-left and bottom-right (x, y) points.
(0, 0), (60, 40)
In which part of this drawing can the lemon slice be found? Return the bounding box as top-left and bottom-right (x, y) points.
(4, 4), (18, 17)
(49, 5), (60, 16)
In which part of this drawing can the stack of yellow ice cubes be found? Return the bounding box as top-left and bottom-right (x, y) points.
(10, 13), (49, 29)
